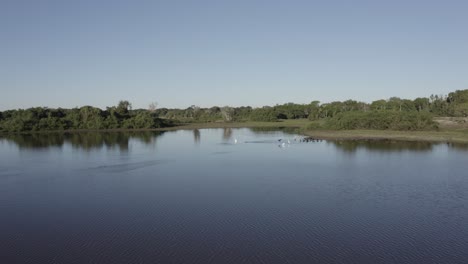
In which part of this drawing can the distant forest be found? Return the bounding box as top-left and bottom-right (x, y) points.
(1, 89), (468, 133)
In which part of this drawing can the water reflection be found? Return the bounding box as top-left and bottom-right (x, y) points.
(0, 131), (165, 151)
(446, 142), (468, 151)
(2, 129), (468, 153)
(193, 129), (201, 144)
(249, 127), (298, 134)
(222, 128), (233, 142)
(330, 139), (468, 153)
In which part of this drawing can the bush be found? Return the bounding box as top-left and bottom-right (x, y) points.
(325, 111), (438, 131)
(306, 121), (324, 130)
(249, 108), (279, 122)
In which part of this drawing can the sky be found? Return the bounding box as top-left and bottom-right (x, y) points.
(1, 0), (468, 110)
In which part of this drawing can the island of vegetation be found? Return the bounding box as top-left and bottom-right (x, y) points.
(1, 89), (468, 143)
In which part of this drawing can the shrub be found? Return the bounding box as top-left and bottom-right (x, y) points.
(325, 111), (438, 131)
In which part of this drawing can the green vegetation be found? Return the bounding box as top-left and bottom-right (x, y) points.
(0, 101), (176, 133)
(324, 111), (437, 131)
(1, 89), (468, 133)
(152, 89), (468, 126)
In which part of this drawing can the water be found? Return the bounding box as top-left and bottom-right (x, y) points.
(1, 128), (468, 264)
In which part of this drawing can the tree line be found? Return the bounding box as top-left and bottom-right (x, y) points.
(152, 89), (468, 130)
(154, 89), (468, 123)
(0, 101), (174, 133)
(1, 89), (468, 133)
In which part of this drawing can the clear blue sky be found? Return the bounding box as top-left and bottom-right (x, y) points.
(1, 0), (467, 110)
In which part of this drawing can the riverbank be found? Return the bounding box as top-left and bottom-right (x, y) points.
(301, 129), (468, 143)
(173, 119), (468, 144)
(2, 118), (468, 143)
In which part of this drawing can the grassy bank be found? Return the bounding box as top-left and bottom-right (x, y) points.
(168, 119), (311, 130)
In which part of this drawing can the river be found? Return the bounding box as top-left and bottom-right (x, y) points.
(1, 128), (467, 263)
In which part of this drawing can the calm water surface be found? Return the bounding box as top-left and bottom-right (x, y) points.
(1, 128), (468, 263)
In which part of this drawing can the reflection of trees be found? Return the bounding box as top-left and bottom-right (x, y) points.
(2, 133), (65, 149)
(331, 140), (434, 153)
(222, 128), (232, 141)
(68, 133), (130, 151)
(446, 142), (468, 151)
(193, 129), (200, 144)
(249, 127), (298, 135)
(0, 131), (164, 152)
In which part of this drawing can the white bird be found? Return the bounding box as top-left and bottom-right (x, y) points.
(234, 138), (238, 144)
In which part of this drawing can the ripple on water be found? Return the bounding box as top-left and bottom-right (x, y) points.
(82, 160), (173, 173)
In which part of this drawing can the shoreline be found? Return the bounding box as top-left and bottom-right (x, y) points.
(2, 119), (468, 144)
(301, 130), (468, 144)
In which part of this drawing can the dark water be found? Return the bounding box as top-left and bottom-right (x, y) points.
(1, 129), (468, 264)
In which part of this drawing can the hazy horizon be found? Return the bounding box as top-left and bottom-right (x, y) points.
(2, 0), (468, 111)
(0, 90), (463, 111)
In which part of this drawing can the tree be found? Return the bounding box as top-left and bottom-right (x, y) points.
(133, 112), (156, 128)
(371, 100), (387, 111)
(387, 97), (403, 111)
(221, 106), (234, 122)
(148, 102), (158, 112)
(454, 103), (468, 117)
(429, 94), (450, 116)
(116, 100), (132, 116)
(447, 90), (468, 104)
(320, 102), (344, 118)
(79, 106), (104, 129)
(307, 101), (321, 120)
(250, 107), (278, 121)
(414, 97), (430, 112)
